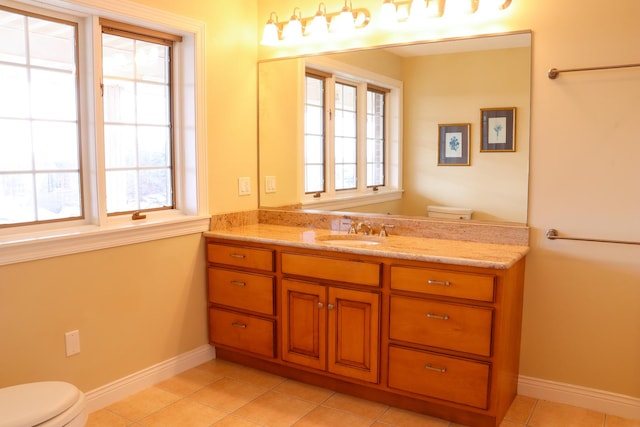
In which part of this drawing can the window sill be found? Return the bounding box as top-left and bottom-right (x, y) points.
(301, 189), (403, 211)
(0, 214), (211, 266)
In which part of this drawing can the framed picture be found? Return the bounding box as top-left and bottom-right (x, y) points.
(480, 107), (516, 152)
(438, 123), (470, 166)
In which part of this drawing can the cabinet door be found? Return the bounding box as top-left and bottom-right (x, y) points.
(281, 279), (326, 370)
(328, 287), (380, 383)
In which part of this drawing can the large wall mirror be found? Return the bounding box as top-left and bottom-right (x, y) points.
(258, 31), (531, 224)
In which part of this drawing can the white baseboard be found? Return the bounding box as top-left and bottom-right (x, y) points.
(83, 349), (639, 422)
(518, 375), (640, 421)
(85, 344), (216, 412)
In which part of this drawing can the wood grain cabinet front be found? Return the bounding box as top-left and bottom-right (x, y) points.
(206, 237), (526, 427)
(206, 241), (276, 358)
(281, 278), (380, 384)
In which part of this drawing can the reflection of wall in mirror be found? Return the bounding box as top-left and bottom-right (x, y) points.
(259, 43), (530, 223)
(403, 46), (530, 222)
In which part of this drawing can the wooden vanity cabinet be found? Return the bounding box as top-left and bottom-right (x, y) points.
(206, 237), (526, 427)
(206, 241), (276, 358)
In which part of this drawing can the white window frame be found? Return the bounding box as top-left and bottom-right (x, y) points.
(301, 56), (403, 211)
(0, 0), (208, 266)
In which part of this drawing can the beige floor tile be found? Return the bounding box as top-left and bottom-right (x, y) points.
(293, 405), (376, 427)
(499, 420), (527, 427)
(377, 407), (449, 427)
(606, 415), (640, 427)
(139, 398), (227, 426)
(223, 364), (287, 389)
(197, 358), (252, 377)
(106, 387), (181, 421)
(155, 366), (223, 396)
(190, 377), (268, 413)
(86, 408), (131, 426)
(529, 400), (605, 427)
(274, 379), (334, 403)
(232, 390), (317, 427)
(213, 414), (264, 426)
(322, 392), (388, 420)
(503, 395), (537, 424)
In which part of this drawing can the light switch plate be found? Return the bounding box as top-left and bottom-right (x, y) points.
(65, 330), (80, 356)
(238, 177), (251, 196)
(265, 176), (276, 193)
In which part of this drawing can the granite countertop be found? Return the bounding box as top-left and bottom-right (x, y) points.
(204, 223), (529, 269)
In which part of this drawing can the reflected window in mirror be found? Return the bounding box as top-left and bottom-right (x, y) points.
(302, 64), (401, 209)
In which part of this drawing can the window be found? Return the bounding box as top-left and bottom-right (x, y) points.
(0, 0), (207, 265)
(303, 63), (400, 209)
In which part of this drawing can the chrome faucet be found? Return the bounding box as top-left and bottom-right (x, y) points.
(356, 222), (373, 235)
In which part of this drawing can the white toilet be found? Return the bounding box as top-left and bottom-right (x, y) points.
(0, 381), (87, 427)
(427, 205), (473, 220)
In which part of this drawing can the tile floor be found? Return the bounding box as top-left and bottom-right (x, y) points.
(87, 359), (640, 427)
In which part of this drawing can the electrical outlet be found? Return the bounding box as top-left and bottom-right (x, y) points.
(65, 330), (80, 357)
(265, 176), (276, 193)
(238, 177), (251, 196)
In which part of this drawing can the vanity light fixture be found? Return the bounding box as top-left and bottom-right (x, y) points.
(260, 2), (371, 45)
(282, 7), (304, 41)
(305, 3), (329, 37)
(260, 12), (279, 46)
(378, 0), (398, 28)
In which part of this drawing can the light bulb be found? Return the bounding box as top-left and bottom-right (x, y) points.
(379, 0), (397, 28)
(260, 13), (279, 46)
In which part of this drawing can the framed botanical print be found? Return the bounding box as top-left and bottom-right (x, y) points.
(438, 123), (470, 166)
(480, 107), (516, 152)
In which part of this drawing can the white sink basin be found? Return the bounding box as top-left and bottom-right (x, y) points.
(315, 235), (385, 246)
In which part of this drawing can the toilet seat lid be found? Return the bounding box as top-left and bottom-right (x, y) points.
(0, 381), (80, 427)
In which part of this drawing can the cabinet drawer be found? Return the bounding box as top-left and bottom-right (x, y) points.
(208, 268), (274, 315)
(390, 266), (495, 302)
(282, 252), (381, 287)
(390, 296), (492, 356)
(209, 308), (276, 358)
(207, 243), (274, 271)
(388, 346), (489, 409)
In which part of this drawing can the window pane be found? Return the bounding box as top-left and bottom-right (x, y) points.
(35, 172), (81, 220)
(106, 170), (137, 213)
(105, 124), (137, 168)
(0, 174), (35, 224)
(335, 164), (356, 190)
(305, 165), (324, 193)
(0, 10), (26, 64)
(0, 9), (81, 227)
(0, 65), (30, 117)
(102, 31), (173, 214)
(367, 90), (385, 187)
(139, 168), (171, 209)
(0, 119), (32, 171)
(304, 74), (325, 194)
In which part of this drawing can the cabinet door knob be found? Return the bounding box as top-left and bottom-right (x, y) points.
(327, 304), (334, 310)
(318, 302), (324, 309)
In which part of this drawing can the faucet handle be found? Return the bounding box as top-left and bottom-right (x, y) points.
(379, 224), (394, 237)
(348, 220), (357, 234)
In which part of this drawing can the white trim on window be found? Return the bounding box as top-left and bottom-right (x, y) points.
(0, 0), (208, 266)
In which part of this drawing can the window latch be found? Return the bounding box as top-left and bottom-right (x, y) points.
(132, 211), (146, 220)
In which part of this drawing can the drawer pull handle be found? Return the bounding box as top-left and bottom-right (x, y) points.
(230, 253), (246, 259)
(231, 322), (247, 329)
(424, 363), (446, 373)
(426, 313), (450, 320)
(230, 281), (246, 287)
(427, 279), (450, 287)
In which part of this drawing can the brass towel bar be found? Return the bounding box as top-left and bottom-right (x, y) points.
(547, 63), (640, 79)
(546, 229), (640, 246)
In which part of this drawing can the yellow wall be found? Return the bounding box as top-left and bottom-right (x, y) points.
(257, 0), (640, 398)
(0, 0), (258, 392)
(1, 0), (639, 405)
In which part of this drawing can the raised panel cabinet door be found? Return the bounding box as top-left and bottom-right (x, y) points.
(327, 287), (380, 383)
(281, 279), (327, 370)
